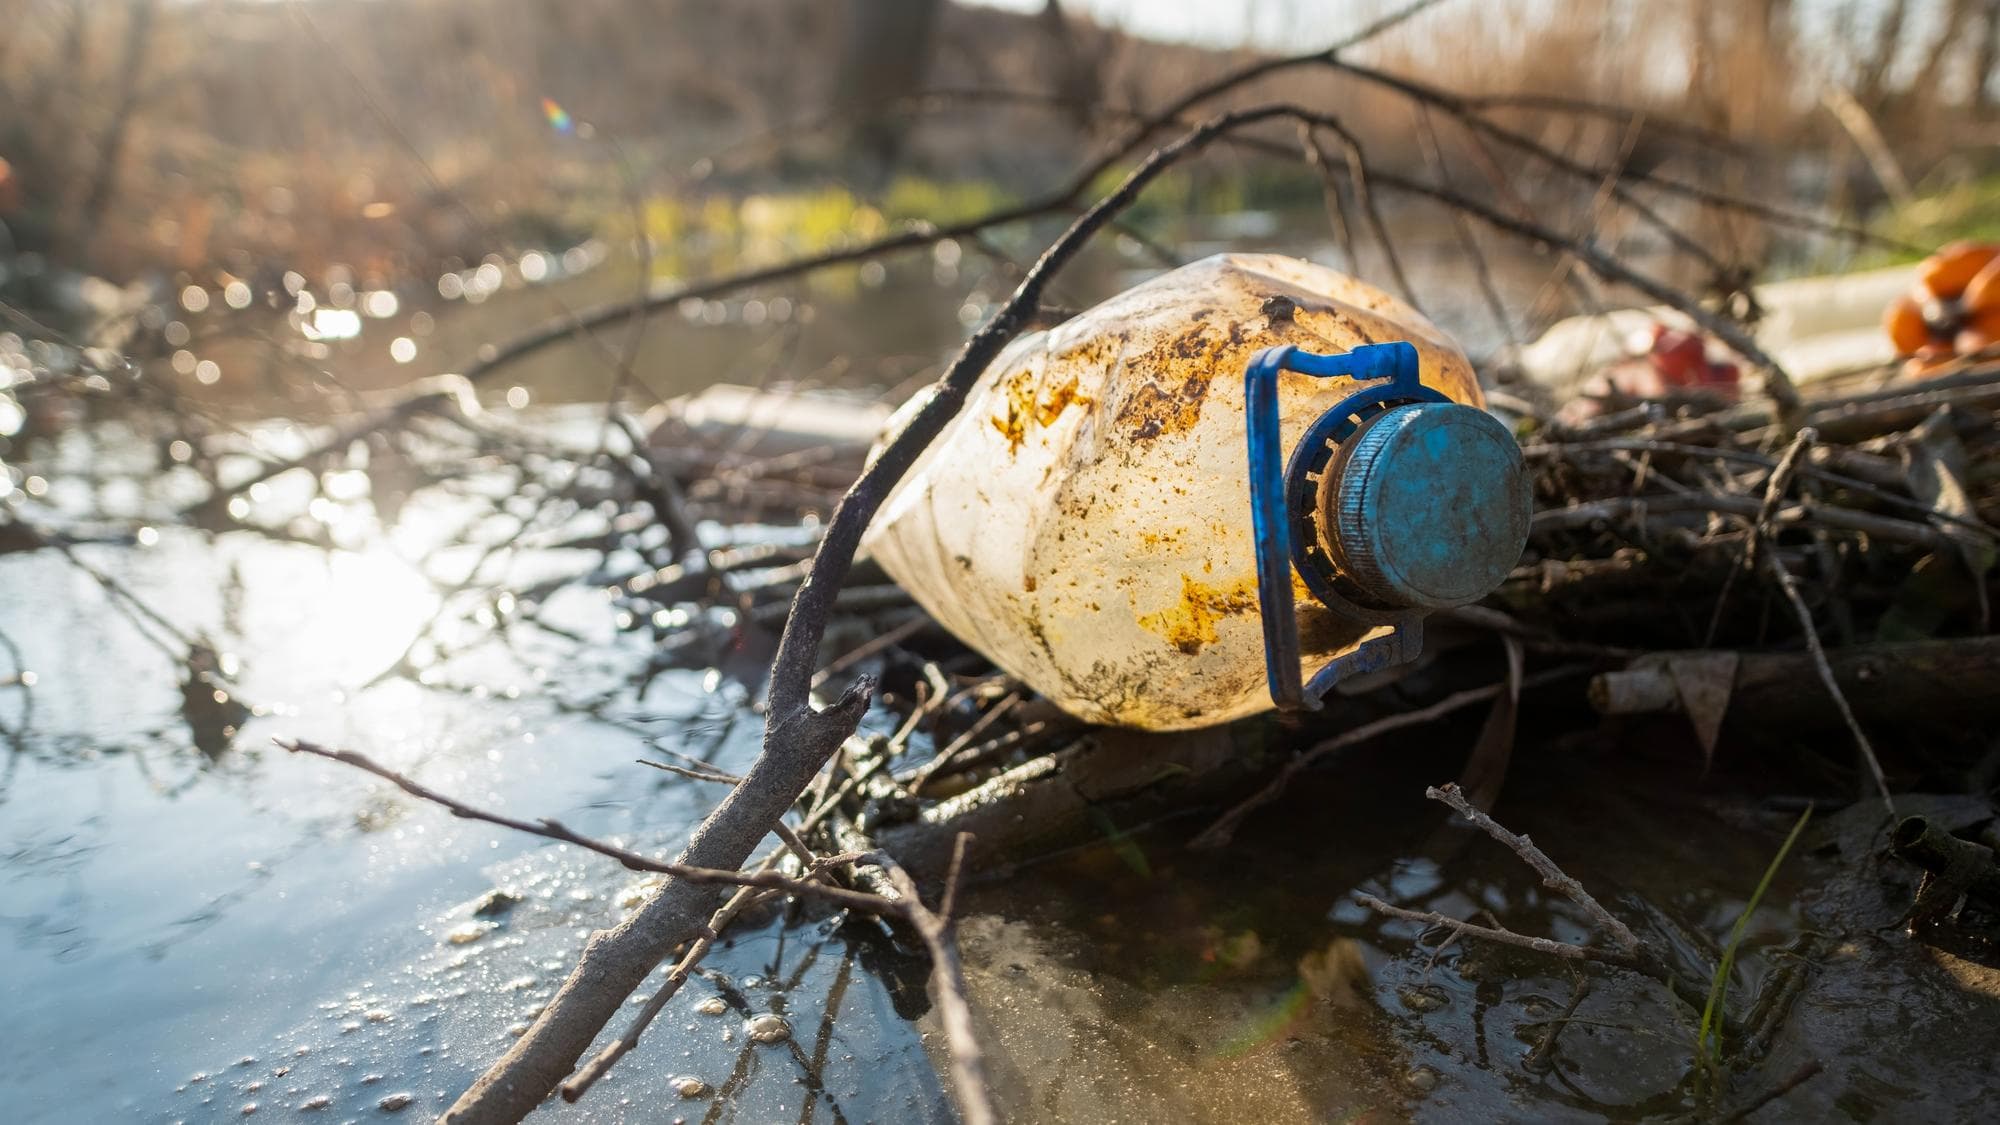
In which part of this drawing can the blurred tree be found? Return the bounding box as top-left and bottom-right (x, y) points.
(75, 0), (160, 248)
(1977, 0), (2000, 112)
(832, 0), (942, 183)
(1037, 0), (1105, 135)
(1857, 0), (1912, 109)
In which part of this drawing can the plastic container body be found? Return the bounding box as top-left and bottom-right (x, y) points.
(862, 253), (1487, 730)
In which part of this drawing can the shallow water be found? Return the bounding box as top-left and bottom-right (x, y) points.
(1, 204), (1973, 1122)
(6, 424), (1994, 1122)
(0, 413), (954, 1122)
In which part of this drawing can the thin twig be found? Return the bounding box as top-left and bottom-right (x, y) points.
(1764, 542), (1894, 815)
(636, 758), (741, 786)
(1750, 431), (1894, 816)
(1523, 974), (1592, 1073)
(1426, 782), (1643, 956)
(813, 615), (930, 690)
(884, 836), (996, 1125)
(1354, 893), (1606, 963)
(1191, 666), (1588, 850)
(560, 841), (858, 1101)
(908, 693), (1021, 796)
(279, 738), (887, 911)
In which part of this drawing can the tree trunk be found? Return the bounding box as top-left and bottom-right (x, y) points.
(1974, 0), (2000, 111)
(832, 0), (943, 182)
(76, 0), (159, 254)
(1914, 0), (1981, 109)
(1857, 0), (1911, 108)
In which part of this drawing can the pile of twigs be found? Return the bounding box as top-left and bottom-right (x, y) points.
(1514, 357), (2000, 653)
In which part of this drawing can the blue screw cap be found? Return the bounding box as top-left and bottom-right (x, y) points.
(1244, 341), (1528, 711)
(1325, 402), (1530, 611)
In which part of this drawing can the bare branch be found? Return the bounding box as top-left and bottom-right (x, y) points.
(1751, 433), (1896, 816)
(1354, 892), (1605, 963)
(885, 838), (996, 1125)
(1426, 782), (1643, 956)
(279, 738), (889, 912)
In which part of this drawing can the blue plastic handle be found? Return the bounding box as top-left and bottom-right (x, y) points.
(1244, 341), (1440, 711)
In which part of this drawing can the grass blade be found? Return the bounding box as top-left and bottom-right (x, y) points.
(1697, 804), (1814, 1064)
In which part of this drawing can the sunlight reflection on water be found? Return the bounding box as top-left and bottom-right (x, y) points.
(0, 410), (948, 1123)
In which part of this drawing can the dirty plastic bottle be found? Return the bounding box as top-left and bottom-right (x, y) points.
(862, 253), (1529, 731)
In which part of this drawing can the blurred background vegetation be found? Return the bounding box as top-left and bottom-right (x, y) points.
(0, 0), (1995, 406)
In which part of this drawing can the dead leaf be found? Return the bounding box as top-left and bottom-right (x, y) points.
(1665, 651), (1739, 769)
(1455, 636), (1523, 812)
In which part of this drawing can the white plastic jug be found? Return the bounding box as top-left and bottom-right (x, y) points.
(863, 253), (1528, 731)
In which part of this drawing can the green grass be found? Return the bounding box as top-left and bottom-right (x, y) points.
(1695, 804), (1813, 1065)
(1868, 173), (2000, 265)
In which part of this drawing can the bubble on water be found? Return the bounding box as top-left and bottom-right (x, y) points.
(363, 1008), (393, 1023)
(240, 1103), (258, 1116)
(378, 1092), (415, 1112)
(669, 1076), (710, 1099)
(744, 1014), (791, 1045)
(298, 1093), (331, 1110)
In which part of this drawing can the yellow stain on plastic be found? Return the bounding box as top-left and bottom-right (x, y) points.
(1138, 573), (1260, 655)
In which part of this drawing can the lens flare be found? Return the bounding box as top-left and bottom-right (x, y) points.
(541, 97), (573, 135)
